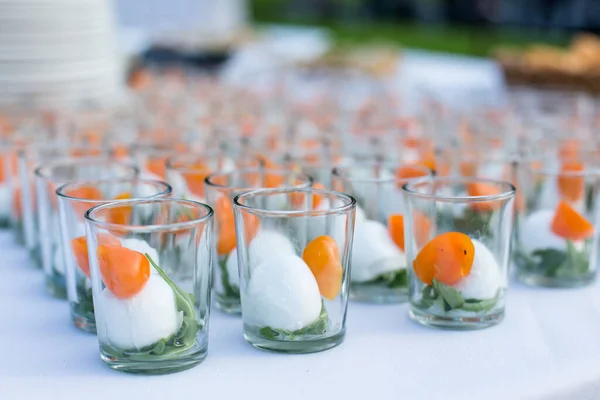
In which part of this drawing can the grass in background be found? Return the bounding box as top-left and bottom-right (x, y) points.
(249, 0), (570, 56)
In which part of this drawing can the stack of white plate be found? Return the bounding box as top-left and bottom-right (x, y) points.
(0, 0), (125, 108)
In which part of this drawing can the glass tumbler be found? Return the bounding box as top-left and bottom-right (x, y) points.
(514, 153), (600, 287)
(332, 162), (432, 303)
(35, 158), (138, 298)
(234, 187), (355, 353)
(205, 168), (312, 314)
(86, 199), (213, 374)
(19, 144), (106, 267)
(403, 177), (515, 330)
(56, 179), (172, 332)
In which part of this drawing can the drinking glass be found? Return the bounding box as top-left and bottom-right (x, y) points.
(34, 158), (137, 298)
(86, 199), (213, 374)
(234, 187), (355, 353)
(403, 177), (515, 329)
(514, 151), (600, 287)
(57, 179), (172, 332)
(205, 168), (313, 314)
(19, 144), (106, 266)
(332, 162), (432, 303)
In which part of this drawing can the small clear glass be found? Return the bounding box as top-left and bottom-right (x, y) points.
(205, 168), (313, 314)
(233, 187), (355, 353)
(332, 162), (432, 303)
(403, 177), (515, 330)
(35, 159), (138, 298)
(19, 144), (107, 267)
(0, 143), (18, 228)
(514, 153), (600, 287)
(56, 179), (172, 332)
(86, 199), (213, 374)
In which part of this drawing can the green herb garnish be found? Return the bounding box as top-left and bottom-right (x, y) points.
(102, 254), (201, 361)
(258, 301), (329, 340)
(516, 240), (589, 278)
(218, 256), (240, 298)
(355, 269), (407, 289)
(415, 279), (498, 313)
(74, 281), (95, 321)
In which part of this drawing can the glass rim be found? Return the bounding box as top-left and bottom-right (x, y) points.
(402, 177), (516, 203)
(165, 151), (257, 173)
(56, 178), (172, 204)
(332, 162), (432, 184)
(85, 198), (213, 233)
(33, 158), (139, 181)
(205, 167), (314, 190)
(233, 187), (356, 217)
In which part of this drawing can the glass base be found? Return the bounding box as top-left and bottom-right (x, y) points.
(215, 293), (241, 315)
(244, 329), (345, 354)
(409, 307), (504, 330)
(100, 343), (208, 375)
(12, 221), (25, 245)
(516, 270), (595, 288)
(29, 246), (42, 268)
(71, 310), (96, 333)
(350, 285), (408, 304)
(46, 276), (67, 299)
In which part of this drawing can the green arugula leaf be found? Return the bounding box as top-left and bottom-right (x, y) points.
(432, 279), (464, 309)
(218, 255), (240, 298)
(531, 248), (567, 276)
(101, 254), (202, 361)
(461, 294), (499, 312)
(258, 301), (329, 340)
(355, 269), (408, 289)
(74, 282), (95, 320)
(516, 243), (589, 279)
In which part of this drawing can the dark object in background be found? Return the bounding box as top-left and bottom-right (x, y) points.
(141, 45), (231, 71)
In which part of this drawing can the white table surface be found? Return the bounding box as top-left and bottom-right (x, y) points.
(1, 229), (600, 400)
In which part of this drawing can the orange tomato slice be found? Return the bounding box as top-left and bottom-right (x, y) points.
(97, 244), (150, 299)
(467, 183), (501, 211)
(395, 165), (430, 184)
(551, 200), (594, 241)
(12, 186), (22, 217)
(107, 192), (132, 225)
(413, 232), (474, 285)
(65, 186), (103, 216)
(146, 157), (167, 179)
(113, 144), (129, 159)
(557, 162), (584, 202)
(72, 234), (121, 277)
(388, 212), (431, 252)
(302, 235), (343, 300)
(216, 196), (259, 255)
(291, 183), (325, 209)
(183, 163), (211, 198)
(459, 161), (477, 177)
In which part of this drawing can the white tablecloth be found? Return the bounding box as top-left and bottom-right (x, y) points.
(1, 229), (600, 400)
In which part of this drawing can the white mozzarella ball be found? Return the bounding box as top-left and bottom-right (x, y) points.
(96, 273), (183, 350)
(0, 183), (11, 217)
(248, 230), (296, 271)
(351, 219), (406, 282)
(226, 248), (240, 288)
(519, 210), (565, 253)
(121, 238), (160, 268)
(453, 239), (502, 300)
(243, 254), (321, 331)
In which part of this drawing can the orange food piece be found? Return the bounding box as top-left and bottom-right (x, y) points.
(107, 192), (132, 225)
(72, 234), (121, 277)
(65, 186), (103, 216)
(467, 183), (501, 211)
(12, 186), (22, 216)
(551, 200), (594, 241)
(0, 155), (5, 183)
(291, 183), (325, 209)
(183, 163), (211, 198)
(388, 212), (431, 252)
(146, 157), (167, 179)
(71, 148), (102, 158)
(113, 144), (129, 159)
(216, 196), (259, 255)
(413, 232), (474, 285)
(302, 235), (343, 300)
(97, 244), (150, 299)
(396, 165), (429, 183)
(459, 161), (477, 177)
(557, 162), (585, 202)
